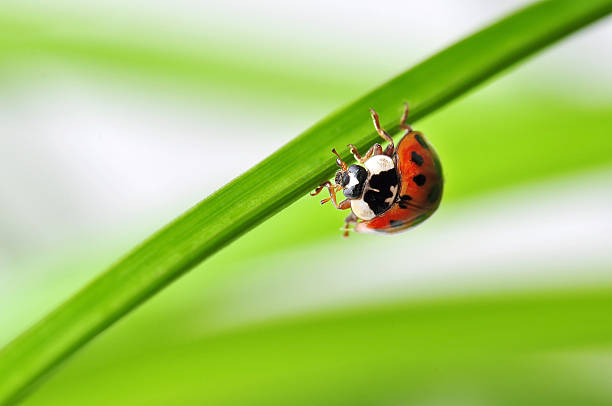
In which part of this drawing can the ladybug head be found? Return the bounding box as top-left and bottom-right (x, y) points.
(334, 170), (349, 187)
(331, 149), (367, 200)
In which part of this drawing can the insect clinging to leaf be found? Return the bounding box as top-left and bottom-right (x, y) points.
(311, 104), (443, 237)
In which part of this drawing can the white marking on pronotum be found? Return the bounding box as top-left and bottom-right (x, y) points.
(385, 185), (398, 204)
(351, 199), (376, 220)
(364, 155), (394, 175)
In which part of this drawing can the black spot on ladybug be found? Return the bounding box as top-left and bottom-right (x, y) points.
(399, 194), (412, 209)
(411, 151), (424, 166)
(413, 174), (426, 187)
(390, 219), (404, 228)
(414, 133), (429, 149)
(427, 183), (440, 204)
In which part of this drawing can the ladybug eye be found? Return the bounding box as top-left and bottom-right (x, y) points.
(334, 172), (343, 185)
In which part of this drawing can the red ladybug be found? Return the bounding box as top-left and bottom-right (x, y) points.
(312, 104), (443, 236)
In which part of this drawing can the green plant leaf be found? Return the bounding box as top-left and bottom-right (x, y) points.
(19, 286), (612, 406)
(1, 0), (611, 404)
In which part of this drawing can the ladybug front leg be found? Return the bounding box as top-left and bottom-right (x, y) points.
(311, 181), (336, 205)
(369, 108), (395, 157)
(347, 143), (383, 164)
(311, 182), (351, 210)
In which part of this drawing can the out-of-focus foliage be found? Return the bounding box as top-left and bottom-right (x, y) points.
(19, 288), (612, 406)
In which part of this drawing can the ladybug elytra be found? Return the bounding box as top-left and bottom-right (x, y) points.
(312, 104), (443, 236)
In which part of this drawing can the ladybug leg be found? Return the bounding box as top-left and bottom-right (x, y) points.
(311, 181), (338, 205)
(399, 102), (413, 132)
(342, 211), (358, 238)
(347, 143), (383, 163)
(311, 181), (332, 197)
(337, 199), (351, 210)
(312, 182), (351, 210)
(369, 108), (395, 157)
(323, 195), (350, 210)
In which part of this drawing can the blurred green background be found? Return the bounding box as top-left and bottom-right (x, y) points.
(1, 1), (612, 405)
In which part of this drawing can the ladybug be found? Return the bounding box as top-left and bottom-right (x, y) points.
(312, 104), (443, 236)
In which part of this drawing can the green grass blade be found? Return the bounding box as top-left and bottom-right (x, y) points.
(1, 0), (611, 404)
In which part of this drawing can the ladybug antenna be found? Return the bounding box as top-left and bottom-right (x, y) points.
(331, 148), (347, 171)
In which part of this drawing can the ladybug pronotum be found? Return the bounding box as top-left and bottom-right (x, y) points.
(312, 104), (443, 236)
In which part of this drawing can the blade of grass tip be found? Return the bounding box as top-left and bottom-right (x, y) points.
(1, 0), (611, 404)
